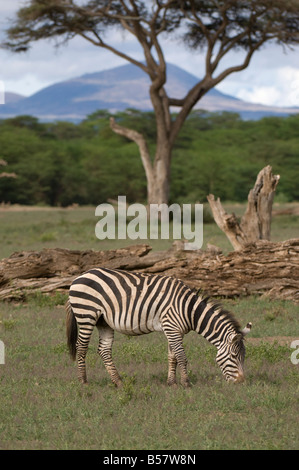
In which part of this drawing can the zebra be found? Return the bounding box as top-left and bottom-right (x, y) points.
(66, 267), (252, 387)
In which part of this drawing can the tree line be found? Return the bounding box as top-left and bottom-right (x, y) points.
(0, 110), (298, 207)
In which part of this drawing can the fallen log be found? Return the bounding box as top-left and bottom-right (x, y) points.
(0, 244), (163, 300)
(0, 239), (298, 303)
(172, 239), (299, 303)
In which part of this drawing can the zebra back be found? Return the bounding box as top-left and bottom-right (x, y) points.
(70, 268), (192, 335)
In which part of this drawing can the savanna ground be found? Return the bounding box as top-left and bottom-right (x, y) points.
(0, 204), (298, 450)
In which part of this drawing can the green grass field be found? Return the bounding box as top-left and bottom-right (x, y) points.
(0, 204), (298, 450)
(0, 202), (298, 259)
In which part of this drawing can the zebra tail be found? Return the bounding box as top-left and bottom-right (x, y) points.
(66, 299), (77, 361)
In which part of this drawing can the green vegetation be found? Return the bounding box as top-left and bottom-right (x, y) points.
(0, 294), (298, 450)
(0, 111), (299, 206)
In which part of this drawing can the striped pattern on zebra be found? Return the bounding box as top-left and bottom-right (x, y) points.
(66, 267), (252, 387)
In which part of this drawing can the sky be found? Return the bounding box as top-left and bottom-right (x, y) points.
(1, 0), (299, 108)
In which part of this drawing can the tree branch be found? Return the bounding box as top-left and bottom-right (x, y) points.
(109, 117), (154, 185)
(212, 37), (265, 86)
(169, 78), (212, 146)
(78, 31), (149, 74)
(207, 194), (246, 251)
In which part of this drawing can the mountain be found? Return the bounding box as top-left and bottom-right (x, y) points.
(3, 92), (25, 104)
(0, 63), (298, 121)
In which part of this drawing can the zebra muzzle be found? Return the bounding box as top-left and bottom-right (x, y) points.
(234, 372), (245, 384)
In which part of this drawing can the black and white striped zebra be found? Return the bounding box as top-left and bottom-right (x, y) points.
(66, 267), (252, 387)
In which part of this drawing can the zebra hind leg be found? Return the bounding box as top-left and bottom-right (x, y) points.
(96, 320), (122, 388)
(76, 324), (95, 384)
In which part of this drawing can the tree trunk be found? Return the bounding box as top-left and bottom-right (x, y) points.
(241, 165), (280, 241)
(110, 116), (171, 206)
(207, 166), (280, 250)
(147, 147), (171, 205)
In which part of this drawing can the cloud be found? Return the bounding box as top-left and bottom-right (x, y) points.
(1, 1), (299, 107)
(215, 46), (299, 107)
(235, 68), (299, 107)
(236, 86), (281, 107)
(277, 67), (299, 107)
(229, 66), (299, 107)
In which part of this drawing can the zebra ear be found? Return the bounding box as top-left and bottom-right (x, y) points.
(241, 322), (252, 336)
(231, 333), (243, 344)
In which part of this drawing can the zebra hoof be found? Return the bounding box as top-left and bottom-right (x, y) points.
(182, 381), (191, 389)
(167, 381), (178, 388)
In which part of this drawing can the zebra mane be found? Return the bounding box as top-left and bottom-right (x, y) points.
(216, 305), (243, 335)
(192, 288), (243, 336)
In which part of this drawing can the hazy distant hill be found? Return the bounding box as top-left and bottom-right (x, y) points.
(0, 63), (298, 121)
(4, 92), (25, 104)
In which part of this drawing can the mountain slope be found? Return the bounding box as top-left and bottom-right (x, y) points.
(4, 92), (25, 104)
(0, 63), (298, 121)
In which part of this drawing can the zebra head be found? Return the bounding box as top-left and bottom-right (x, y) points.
(216, 322), (252, 383)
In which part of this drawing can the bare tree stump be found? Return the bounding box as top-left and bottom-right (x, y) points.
(207, 166), (280, 250)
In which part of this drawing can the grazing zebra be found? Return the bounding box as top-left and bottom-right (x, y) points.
(66, 267), (252, 387)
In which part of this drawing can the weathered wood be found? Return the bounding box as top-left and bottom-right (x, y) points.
(0, 244), (152, 283)
(207, 166), (280, 250)
(206, 194), (245, 250)
(241, 165), (280, 241)
(174, 239), (299, 303)
(0, 239), (298, 303)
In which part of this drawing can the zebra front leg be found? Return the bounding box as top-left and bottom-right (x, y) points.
(165, 332), (191, 388)
(167, 344), (178, 387)
(97, 322), (122, 388)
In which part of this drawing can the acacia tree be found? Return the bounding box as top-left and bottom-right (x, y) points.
(4, 0), (299, 205)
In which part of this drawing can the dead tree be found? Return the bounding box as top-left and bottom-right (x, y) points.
(207, 166), (280, 251)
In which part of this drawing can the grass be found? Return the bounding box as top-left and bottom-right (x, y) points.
(0, 294), (298, 450)
(0, 202), (298, 259)
(0, 203), (298, 450)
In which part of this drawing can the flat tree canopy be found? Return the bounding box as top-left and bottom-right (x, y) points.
(4, 0), (299, 204)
